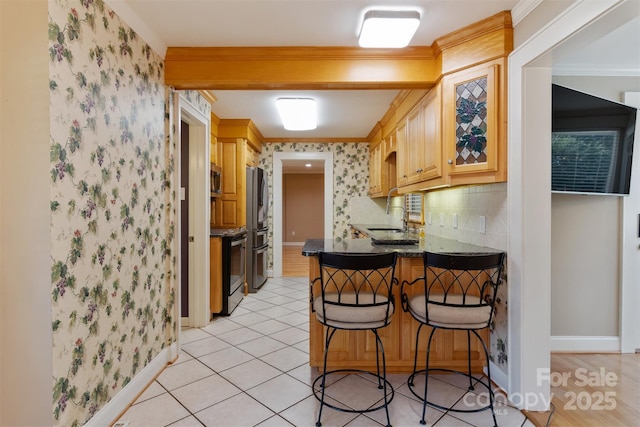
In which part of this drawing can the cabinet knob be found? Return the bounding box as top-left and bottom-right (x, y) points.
(448, 159), (453, 164)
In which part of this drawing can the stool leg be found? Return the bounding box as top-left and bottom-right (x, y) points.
(420, 327), (437, 425)
(316, 327), (336, 427)
(409, 323), (424, 387)
(373, 329), (392, 427)
(467, 330), (474, 391)
(472, 329), (498, 427)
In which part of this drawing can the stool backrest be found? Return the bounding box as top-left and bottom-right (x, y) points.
(316, 252), (398, 324)
(421, 251), (505, 328)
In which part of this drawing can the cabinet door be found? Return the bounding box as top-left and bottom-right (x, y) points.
(368, 142), (382, 197)
(419, 84), (442, 181)
(443, 63), (499, 176)
(405, 105), (424, 184)
(396, 119), (409, 187)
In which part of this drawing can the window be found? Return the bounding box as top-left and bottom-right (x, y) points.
(551, 130), (619, 193)
(405, 193), (422, 222)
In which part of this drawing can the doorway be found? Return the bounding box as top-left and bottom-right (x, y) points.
(179, 94), (211, 328)
(273, 152), (333, 278)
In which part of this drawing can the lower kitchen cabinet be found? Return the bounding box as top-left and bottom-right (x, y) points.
(308, 255), (488, 372)
(209, 237), (223, 314)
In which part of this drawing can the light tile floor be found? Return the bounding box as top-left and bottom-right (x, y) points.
(116, 277), (535, 427)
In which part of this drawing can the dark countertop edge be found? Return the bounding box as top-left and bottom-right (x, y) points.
(301, 236), (503, 258)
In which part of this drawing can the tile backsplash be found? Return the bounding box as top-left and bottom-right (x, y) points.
(423, 183), (507, 251)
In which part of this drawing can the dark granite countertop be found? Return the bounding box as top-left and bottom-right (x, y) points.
(210, 227), (246, 237)
(302, 234), (502, 258)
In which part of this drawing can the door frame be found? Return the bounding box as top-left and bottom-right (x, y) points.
(178, 94), (211, 328)
(273, 152), (333, 277)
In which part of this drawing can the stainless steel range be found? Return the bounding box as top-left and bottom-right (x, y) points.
(210, 227), (246, 315)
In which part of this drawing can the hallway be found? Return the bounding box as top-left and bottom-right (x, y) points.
(116, 276), (531, 426)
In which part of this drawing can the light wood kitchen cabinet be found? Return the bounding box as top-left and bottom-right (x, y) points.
(396, 85), (443, 191)
(214, 138), (247, 228)
(442, 59), (506, 186)
(209, 237), (223, 313)
(368, 141), (383, 197)
(308, 255), (488, 372)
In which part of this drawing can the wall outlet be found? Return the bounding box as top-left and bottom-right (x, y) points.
(453, 213), (458, 229)
(479, 215), (486, 234)
(427, 212), (432, 225)
(291, 230), (295, 236)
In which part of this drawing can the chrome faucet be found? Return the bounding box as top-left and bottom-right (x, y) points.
(385, 187), (398, 214)
(385, 187), (408, 231)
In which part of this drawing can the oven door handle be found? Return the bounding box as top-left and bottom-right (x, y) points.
(231, 237), (247, 248)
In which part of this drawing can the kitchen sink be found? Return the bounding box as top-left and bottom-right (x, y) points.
(366, 227), (404, 233)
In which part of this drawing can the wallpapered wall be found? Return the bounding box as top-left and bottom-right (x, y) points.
(49, 1), (179, 425)
(258, 142), (370, 270)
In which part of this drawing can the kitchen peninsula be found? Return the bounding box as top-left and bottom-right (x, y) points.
(302, 229), (504, 373)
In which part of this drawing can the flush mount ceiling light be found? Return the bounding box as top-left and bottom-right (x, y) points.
(358, 9), (421, 48)
(275, 98), (317, 131)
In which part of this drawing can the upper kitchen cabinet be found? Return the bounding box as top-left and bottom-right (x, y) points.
(213, 119), (264, 228)
(442, 59), (506, 186)
(368, 140), (384, 197)
(397, 84), (442, 188)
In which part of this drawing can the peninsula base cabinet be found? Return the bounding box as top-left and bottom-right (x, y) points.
(308, 256), (489, 373)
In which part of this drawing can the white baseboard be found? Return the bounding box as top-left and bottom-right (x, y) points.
(485, 361), (509, 395)
(86, 342), (178, 426)
(550, 336), (620, 352)
(283, 242), (305, 246)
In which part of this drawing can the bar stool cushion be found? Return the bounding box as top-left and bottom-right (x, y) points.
(314, 293), (394, 329)
(406, 294), (491, 329)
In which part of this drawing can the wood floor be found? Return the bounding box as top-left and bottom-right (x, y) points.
(281, 244), (309, 277)
(523, 353), (640, 426)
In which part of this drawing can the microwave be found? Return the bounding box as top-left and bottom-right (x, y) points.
(211, 164), (222, 197)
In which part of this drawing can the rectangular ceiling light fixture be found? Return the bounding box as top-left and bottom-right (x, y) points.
(275, 98), (317, 131)
(359, 9), (420, 48)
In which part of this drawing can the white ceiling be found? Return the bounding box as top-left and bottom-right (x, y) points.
(110, 0), (639, 140)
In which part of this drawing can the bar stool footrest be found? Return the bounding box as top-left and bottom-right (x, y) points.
(313, 369), (395, 414)
(407, 368), (495, 414)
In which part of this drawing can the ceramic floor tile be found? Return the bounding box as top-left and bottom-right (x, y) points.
(218, 358), (282, 390)
(156, 359), (215, 391)
(269, 326), (309, 345)
(279, 394), (359, 427)
(167, 415), (205, 426)
(194, 392), (275, 427)
(276, 311), (308, 326)
(214, 326), (263, 346)
(119, 393), (190, 427)
(287, 364), (320, 387)
(245, 374), (312, 413)
(247, 319), (291, 335)
(200, 318), (243, 336)
(197, 346), (255, 373)
(181, 327), (213, 344)
(257, 305), (296, 319)
(135, 380), (166, 403)
(236, 335), (287, 358)
(228, 311), (271, 326)
(116, 277), (531, 427)
(260, 346), (309, 372)
(319, 373), (394, 413)
(255, 414), (295, 426)
(171, 374), (242, 413)
(182, 335), (231, 358)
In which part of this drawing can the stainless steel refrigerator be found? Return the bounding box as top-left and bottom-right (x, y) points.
(246, 166), (269, 292)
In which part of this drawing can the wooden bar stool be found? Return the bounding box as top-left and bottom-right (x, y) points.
(401, 251), (505, 426)
(311, 251), (398, 427)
